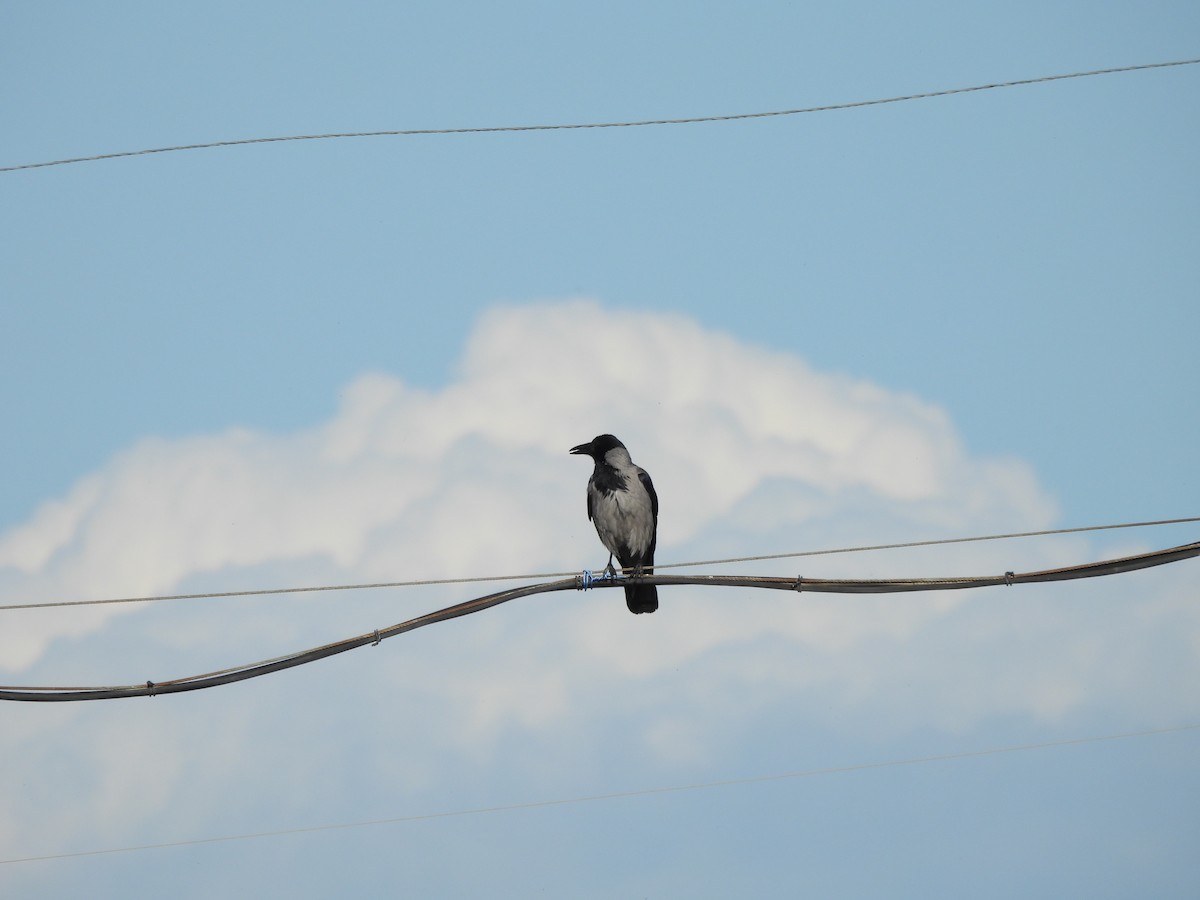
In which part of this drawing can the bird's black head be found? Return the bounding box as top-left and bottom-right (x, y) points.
(569, 433), (626, 459)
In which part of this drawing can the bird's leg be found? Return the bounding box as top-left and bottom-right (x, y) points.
(603, 554), (617, 579)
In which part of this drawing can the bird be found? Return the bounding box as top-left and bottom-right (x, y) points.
(569, 434), (659, 614)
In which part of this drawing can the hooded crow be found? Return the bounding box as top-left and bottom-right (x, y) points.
(569, 434), (659, 614)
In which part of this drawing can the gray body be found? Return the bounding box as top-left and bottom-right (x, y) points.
(570, 434), (659, 614)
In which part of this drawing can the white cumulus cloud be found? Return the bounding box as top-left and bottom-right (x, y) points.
(0, 298), (1055, 671)
(1, 299), (1196, 868)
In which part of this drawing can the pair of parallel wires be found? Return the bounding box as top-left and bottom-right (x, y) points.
(3, 520), (1198, 859)
(2, 516), (1197, 700)
(2, 517), (1197, 864)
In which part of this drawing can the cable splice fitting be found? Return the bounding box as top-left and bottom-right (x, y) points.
(372, 629), (382, 646)
(1004, 571), (1015, 586)
(793, 576), (804, 592)
(146, 680), (156, 696)
(578, 568), (620, 590)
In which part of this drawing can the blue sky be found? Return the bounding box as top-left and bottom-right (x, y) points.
(2, 3), (1198, 897)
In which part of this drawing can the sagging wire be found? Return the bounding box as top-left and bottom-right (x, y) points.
(2, 58), (1196, 173)
(2, 538), (1197, 703)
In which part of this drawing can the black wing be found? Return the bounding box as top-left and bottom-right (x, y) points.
(638, 470), (658, 520)
(638, 469), (659, 565)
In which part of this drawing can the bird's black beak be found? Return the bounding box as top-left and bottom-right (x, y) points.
(569, 441), (592, 456)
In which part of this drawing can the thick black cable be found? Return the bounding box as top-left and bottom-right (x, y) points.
(1, 539), (1196, 703)
(2, 58), (1195, 173)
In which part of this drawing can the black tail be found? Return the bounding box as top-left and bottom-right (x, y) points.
(624, 583), (658, 615)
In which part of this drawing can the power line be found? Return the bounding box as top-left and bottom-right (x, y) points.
(3, 515), (1196, 613)
(3, 721), (1195, 865)
(2, 538), (1197, 702)
(661, 515), (1200, 571)
(2, 58), (1196, 173)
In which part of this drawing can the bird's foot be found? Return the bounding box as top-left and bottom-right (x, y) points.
(603, 562), (618, 580)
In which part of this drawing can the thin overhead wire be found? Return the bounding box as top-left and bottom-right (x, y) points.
(2, 538), (1197, 702)
(2, 515), (1195, 613)
(3, 721), (1195, 865)
(2, 58), (1196, 173)
(659, 515), (1200, 571)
